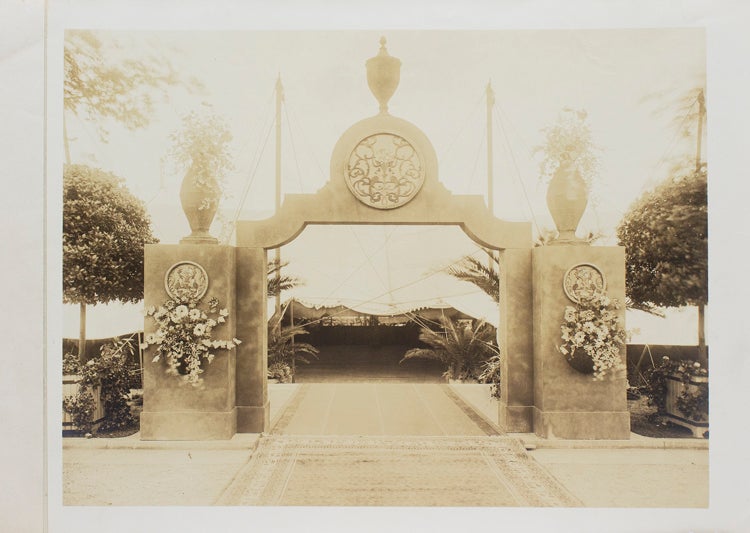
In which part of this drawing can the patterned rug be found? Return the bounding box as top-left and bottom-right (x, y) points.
(216, 435), (581, 507)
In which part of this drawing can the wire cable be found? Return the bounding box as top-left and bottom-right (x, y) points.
(493, 106), (543, 236)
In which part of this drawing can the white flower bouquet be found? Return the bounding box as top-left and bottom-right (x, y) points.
(141, 296), (241, 386)
(559, 294), (626, 380)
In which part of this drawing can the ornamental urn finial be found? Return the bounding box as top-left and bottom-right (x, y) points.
(366, 36), (401, 114)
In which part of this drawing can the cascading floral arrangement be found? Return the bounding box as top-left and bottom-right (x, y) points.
(140, 296), (240, 386)
(559, 294), (626, 381)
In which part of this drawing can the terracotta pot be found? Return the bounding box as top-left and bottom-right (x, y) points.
(564, 348), (595, 374)
(546, 160), (589, 241)
(179, 165), (219, 243)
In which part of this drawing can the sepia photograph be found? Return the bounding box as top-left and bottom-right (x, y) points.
(10, 1), (745, 532)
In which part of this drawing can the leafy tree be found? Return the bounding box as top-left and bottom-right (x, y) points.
(616, 164), (707, 356)
(63, 164), (158, 358)
(400, 317), (499, 380)
(64, 30), (198, 142)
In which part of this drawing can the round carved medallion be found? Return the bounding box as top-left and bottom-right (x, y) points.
(563, 263), (606, 304)
(345, 133), (425, 209)
(164, 261), (209, 302)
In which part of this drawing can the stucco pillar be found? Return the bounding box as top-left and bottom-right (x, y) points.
(235, 246), (270, 432)
(497, 248), (534, 432)
(141, 244), (237, 440)
(532, 245), (629, 439)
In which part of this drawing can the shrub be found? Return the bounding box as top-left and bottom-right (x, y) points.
(62, 352), (81, 375)
(75, 335), (138, 431)
(268, 361), (293, 383)
(478, 354), (502, 399)
(642, 356), (708, 418)
(62, 389), (96, 434)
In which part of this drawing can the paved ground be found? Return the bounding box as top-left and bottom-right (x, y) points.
(274, 383), (494, 435)
(62, 382), (709, 508)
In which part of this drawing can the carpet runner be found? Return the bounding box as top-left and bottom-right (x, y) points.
(216, 435), (581, 507)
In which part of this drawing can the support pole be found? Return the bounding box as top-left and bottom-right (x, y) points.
(486, 81), (497, 283)
(486, 81), (495, 217)
(695, 89), (707, 362)
(274, 75), (284, 324)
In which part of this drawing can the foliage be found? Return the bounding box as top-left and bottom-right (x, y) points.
(141, 297), (241, 386)
(168, 110), (234, 208)
(62, 352), (80, 375)
(64, 30), (197, 141)
(642, 356), (708, 420)
(63, 164), (158, 305)
(616, 164), (707, 311)
(63, 336), (140, 432)
(477, 354), (503, 399)
(267, 310), (319, 380)
(268, 362), (294, 383)
(447, 252), (499, 303)
(267, 259), (302, 298)
(533, 107), (601, 190)
(401, 317), (499, 380)
(62, 389), (96, 434)
(81, 337), (138, 431)
(535, 229), (603, 247)
(559, 295), (627, 381)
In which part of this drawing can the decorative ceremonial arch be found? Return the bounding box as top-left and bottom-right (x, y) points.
(140, 38), (629, 441)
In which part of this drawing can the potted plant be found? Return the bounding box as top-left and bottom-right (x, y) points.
(534, 108), (601, 241)
(267, 312), (319, 383)
(168, 110), (234, 242)
(141, 296), (241, 386)
(643, 356), (708, 437)
(400, 317), (499, 382)
(558, 294), (627, 381)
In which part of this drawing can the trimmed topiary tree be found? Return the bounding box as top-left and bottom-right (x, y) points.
(617, 164), (708, 358)
(63, 164), (158, 359)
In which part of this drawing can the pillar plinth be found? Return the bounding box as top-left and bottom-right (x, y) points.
(140, 244), (238, 440)
(531, 245), (630, 440)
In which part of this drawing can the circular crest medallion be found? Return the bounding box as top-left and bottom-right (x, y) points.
(563, 263), (606, 304)
(345, 133), (425, 209)
(164, 261), (209, 302)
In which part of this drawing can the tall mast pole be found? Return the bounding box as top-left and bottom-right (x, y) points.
(486, 81), (496, 280)
(274, 75), (284, 324)
(695, 88), (706, 362)
(486, 81), (495, 217)
(695, 89), (704, 172)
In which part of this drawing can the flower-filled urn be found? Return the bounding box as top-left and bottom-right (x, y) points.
(179, 165), (220, 244)
(366, 37), (402, 114)
(546, 159), (589, 242)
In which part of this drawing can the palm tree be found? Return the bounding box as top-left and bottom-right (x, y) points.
(267, 258), (300, 298)
(267, 307), (319, 382)
(400, 317), (499, 380)
(447, 251), (499, 303)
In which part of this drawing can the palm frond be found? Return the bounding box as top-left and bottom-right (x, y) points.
(400, 348), (445, 364)
(447, 255), (499, 303)
(267, 259), (303, 297)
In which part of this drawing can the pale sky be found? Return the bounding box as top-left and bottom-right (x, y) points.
(62, 29), (706, 339)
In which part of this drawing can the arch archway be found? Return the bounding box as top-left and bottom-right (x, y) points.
(230, 110), (535, 435)
(140, 39), (628, 441)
